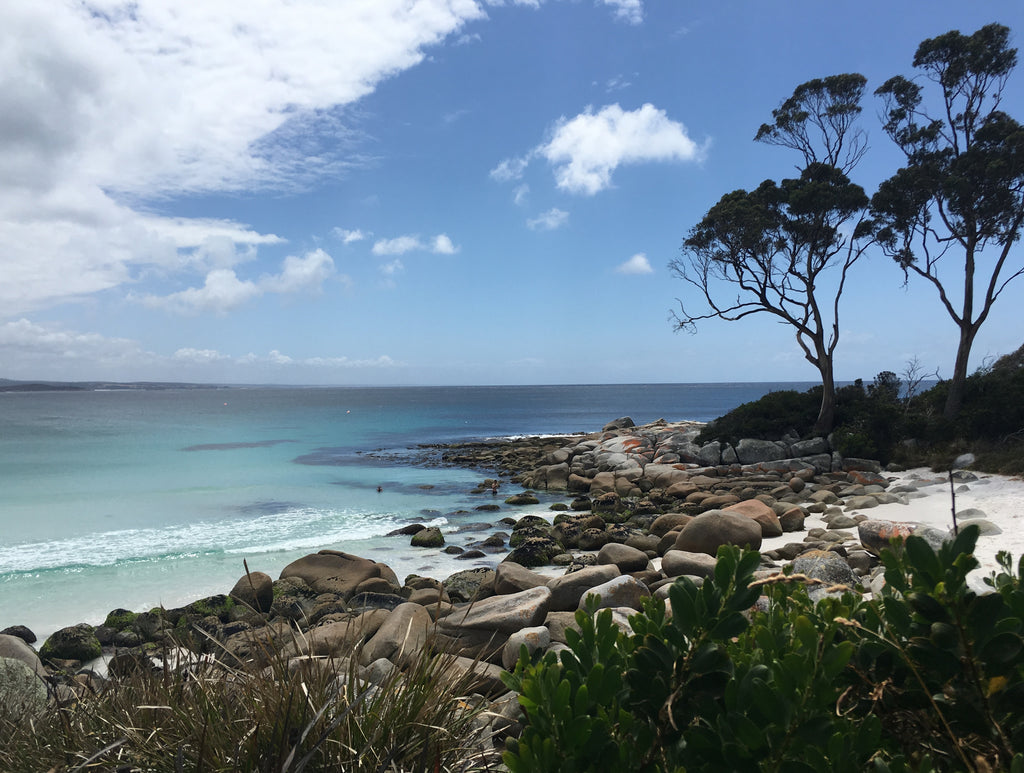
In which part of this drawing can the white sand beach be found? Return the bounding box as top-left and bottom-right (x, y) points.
(766, 467), (1024, 589)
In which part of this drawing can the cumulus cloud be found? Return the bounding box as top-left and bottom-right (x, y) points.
(432, 234), (458, 254)
(0, 1), (487, 317)
(261, 249), (335, 293)
(493, 103), (704, 197)
(541, 104), (703, 194)
(138, 249), (338, 314)
(372, 234), (459, 255)
(616, 252), (653, 275)
(527, 208), (569, 231)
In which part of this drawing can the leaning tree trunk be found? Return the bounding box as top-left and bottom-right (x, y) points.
(943, 324), (979, 421)
(813, 357), (837, 436)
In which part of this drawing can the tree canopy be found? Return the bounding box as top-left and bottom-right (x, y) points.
(672, 75), (872, 435)
(872, 23), (1024, 419)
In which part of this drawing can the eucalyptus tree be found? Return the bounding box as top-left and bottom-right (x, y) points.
(670, 75), (873, 435)
(872, 23), (1024, 419)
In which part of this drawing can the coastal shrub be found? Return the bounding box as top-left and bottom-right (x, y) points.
(503, 546), (880, 772)
(0, 630), (498, 772)
(697, 388), (821, 444)
(842, 524), (1024, 771)
(504, 533), (1024, 771)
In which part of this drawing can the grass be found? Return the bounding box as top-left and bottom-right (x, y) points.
(1, 623), (508, 772)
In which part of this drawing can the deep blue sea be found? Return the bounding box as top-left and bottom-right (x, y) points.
(0, 383), (816, 639)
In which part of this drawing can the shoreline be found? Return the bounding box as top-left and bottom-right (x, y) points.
(11, 417), (1024, 647)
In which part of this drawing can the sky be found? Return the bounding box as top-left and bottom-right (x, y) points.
(2, 0), (1023, 387)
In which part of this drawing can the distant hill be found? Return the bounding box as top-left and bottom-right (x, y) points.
(0, 379), (233, 392)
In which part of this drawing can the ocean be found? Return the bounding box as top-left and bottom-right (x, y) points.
(0, 383), (817, 640)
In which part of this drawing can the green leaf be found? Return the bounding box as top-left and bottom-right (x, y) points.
(980, 631), (1023, 668)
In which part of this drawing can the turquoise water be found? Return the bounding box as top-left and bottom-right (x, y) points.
(0, 383), (814, 639)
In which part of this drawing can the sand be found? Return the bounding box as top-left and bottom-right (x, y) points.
(763, 467), (1024, 590)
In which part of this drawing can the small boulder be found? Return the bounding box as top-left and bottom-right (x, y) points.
(661, 550), (717, 579)
(411, 527), (445, 548)
(502, 626), (551, 670)
(579, 575), (650, 612)
(597, 543), (650, 573)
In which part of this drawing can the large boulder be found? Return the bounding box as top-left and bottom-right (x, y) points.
(791, 550), (858, 587)
(39, 624), (102, 664)
(443, 568), (496, 603)
(280, 551), (395, 598)
(440, 586), (552, 635)
(230, 570), (274, 613)
(579, 575), (650, 612)
(674, 510), (763, 556)
(504, 536), (562, 568)
(858, 519), (949, 556)
(661, 550), (718, 579)
(735, 439), (788, 464)
(0, 634), (45, 677)
(494, 562), (547, 594)
(546, 565), (621, 612)
(597, 543), (650, 573)
(0, 657), (48, 722)
(360, 603), (433, 665)
(602, 417), (635, 431)
(724, 499), (783, 538)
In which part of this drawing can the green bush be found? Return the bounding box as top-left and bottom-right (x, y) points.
(503, 530), (1024, 772)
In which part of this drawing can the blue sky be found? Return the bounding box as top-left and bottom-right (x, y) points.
(2, 0), (1023, 386)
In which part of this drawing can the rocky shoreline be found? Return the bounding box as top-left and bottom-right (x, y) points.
(0, 416), (972, 752)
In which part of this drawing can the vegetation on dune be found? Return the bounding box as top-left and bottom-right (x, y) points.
(696, 343), (1024, 474)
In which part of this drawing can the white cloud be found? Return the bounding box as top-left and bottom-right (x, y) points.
(616, 252), (653, 275)
(540, 104), (703, 194)
(601, 0), (644, 25)
(0, 1), (487, 316)
(261, 249), (335, 293)
(334, 228), (368, 244)
(432, 234), (459, 254)
(373, 236), (425, 256)
(489, 156), (531, 182)
(0, 318), (399, 380)
(493, 104), (704, 199)
(174, 348), (231, 363)
(380, 259), (405, 276)
(372, 234), (459, 256)
(141, 269), (262, 315)
(513, 184), (530, 206)
(138, 249), (338, 314)
(527, 208), (569, 231)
